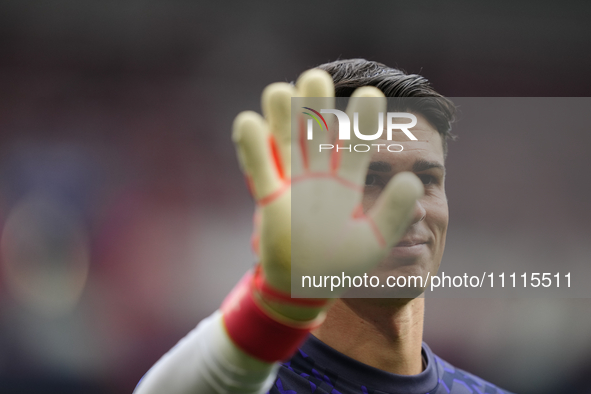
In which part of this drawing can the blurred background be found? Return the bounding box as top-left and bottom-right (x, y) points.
(0, 1), (590, 393)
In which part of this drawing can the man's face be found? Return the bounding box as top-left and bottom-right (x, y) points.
(362, 113), (448, 295)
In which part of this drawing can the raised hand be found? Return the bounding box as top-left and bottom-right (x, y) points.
(232, 69), (423, 309)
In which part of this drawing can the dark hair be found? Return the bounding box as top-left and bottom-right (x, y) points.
(316, 59), (456, 155)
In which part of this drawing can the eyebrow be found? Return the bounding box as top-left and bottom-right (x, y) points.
(368, 161), (392, 172)
(412, 159), (445, 174)
(368, 159), (445, 174)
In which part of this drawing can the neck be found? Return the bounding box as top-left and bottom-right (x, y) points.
(312, 297), (425, 375)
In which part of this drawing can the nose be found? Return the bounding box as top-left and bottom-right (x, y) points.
(410, 200), (426, 224)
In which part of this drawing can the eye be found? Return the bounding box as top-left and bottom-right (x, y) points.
(418, 174), (436, 186)
(365, 174), (381, 187)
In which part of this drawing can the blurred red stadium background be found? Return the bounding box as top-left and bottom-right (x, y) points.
(1, 1), (591, 393)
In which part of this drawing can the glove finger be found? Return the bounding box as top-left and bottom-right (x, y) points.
(367, 171), (424, 248)
(295, 69), (334, 174)
(262, 82), (295, 179)
(338, 87), (386, 186)
(232, 111), (283, 202)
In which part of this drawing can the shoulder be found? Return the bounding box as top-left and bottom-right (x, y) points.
(269, 336), (516, 394)
(426, 343), (516, 394)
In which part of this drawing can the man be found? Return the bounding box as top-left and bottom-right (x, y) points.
(133, 59), (514, 394)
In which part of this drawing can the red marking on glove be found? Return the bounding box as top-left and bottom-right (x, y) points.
(298, 117), (309, 170)
(253, 265), (328, 308)
(351, 204), (365, 219)
(366, 215), (386, 248)
(257, 181), (290, 207)
(331, 142), (342, 174)
(269, 134), (285, 180)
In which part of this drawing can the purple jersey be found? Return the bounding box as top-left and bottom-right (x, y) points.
(269, 335), (514, 394)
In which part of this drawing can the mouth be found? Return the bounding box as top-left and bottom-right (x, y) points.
(395, 239), (427, 247)
(390, 238), (429, 258)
